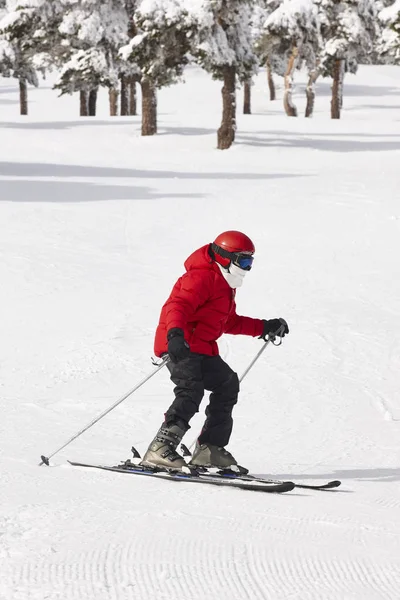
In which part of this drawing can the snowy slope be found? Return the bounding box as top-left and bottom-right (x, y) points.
(1, 65), (400, 600)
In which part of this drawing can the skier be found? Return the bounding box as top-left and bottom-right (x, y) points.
(141, 231), (289, 471)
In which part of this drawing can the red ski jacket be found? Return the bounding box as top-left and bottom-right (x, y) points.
(154, 245), (264, 357)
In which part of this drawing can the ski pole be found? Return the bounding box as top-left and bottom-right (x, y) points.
(239, 324), (285, 383)
(186, 326), (286, 453)
(239, 337), (271, 383)
(39, 355), (170, 466)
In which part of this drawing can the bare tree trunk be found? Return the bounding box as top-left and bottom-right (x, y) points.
(283, 46), (299, 117)
(109, 88), (119, 116)
(331, 58), (344, 119)
(19, 79), (28, 115)
(120, 75), (129, 116)
(88, 88), (98, 116)
(129, 78), (137, 115)
(243, 81), (251, 114)
(305, 67), (320, 118)
(80, 90), (89, 116)
(141, 78), (157, 136)
(266, 58), (276, 101)
(217, 65), (236, 150)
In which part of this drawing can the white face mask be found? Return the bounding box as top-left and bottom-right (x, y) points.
(217, 263), (247, 288)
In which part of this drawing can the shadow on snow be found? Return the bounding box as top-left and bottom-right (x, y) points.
(315, 82), (400, 98)
(0, 161), (305, 181)
(258, 467), (400, 484)
(0, 178), (206, 203)
(0, 119), (137, 130)
(237, 131), (400, 153)
(0, 161), (307, 203)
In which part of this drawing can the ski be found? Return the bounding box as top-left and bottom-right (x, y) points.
(68, 460), (295, 494)
(178, 445), (341, 491)
(197, 469), (341, 491)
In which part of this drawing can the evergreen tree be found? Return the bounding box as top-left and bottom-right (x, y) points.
(0, 0), (42, 115)
(192, 0), (257, 149)
(316, 0), (377, 119)
(120, 0), (139, 116)
(0, 0), (65, 114)
(252, 0), (282, 102)
(120, 0), (196, 135)
(378, 0), (400, 64)
(242, 1), (276, 113)
(54, 0), (130, 116)
(0, 0), (12, 81)
(260, 0), (320, 117)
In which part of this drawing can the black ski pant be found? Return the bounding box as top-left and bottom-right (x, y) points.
(165, 353), (239, 447)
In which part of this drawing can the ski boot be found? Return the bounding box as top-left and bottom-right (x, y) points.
(140, 419), (189, 471)
(189, 442), (248, 474)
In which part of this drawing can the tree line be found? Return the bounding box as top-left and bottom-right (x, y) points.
(0, 0), (399, 150)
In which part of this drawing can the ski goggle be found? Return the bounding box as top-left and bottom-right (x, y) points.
(232, 253), (254, 271)
(211, 243), (254, 271)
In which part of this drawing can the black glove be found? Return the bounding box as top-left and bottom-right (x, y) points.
(167, 328), (191, 363)
(260, 318), (289, 341)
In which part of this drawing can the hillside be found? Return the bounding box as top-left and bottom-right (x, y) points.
(1, 65), (400, 600)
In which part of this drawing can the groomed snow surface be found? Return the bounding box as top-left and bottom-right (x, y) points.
(1, 66), (400, 600)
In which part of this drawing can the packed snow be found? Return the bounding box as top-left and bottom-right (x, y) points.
(1, 64), (400, 600)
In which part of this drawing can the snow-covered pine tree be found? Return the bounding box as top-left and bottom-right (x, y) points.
(368, 0), (395, 63)
(252, 0), (282, 102)
(120, 0), (139, 116)
(242, 1), (279, 114)
(240, 1), (265, 114)
(0, 0), (12, 83)
(192, 0), (257, 149)
(120, 0), (196, 135)
(377, 0), (400, 64)
(316, 0), (377, 119)
(260, 0), (320, 117)
(54, 0), (130, 116)
(0, 0), (53, 115)
(0, 0), (70, 114)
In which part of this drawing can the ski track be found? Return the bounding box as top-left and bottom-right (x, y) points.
(4, 487), (400, 600)
(5, 538), (400, 600)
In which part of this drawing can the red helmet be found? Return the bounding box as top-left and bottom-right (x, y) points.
(211, 231), (255, 270)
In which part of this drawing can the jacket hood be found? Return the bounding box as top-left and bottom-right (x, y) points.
(184, 244), (218, 273)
